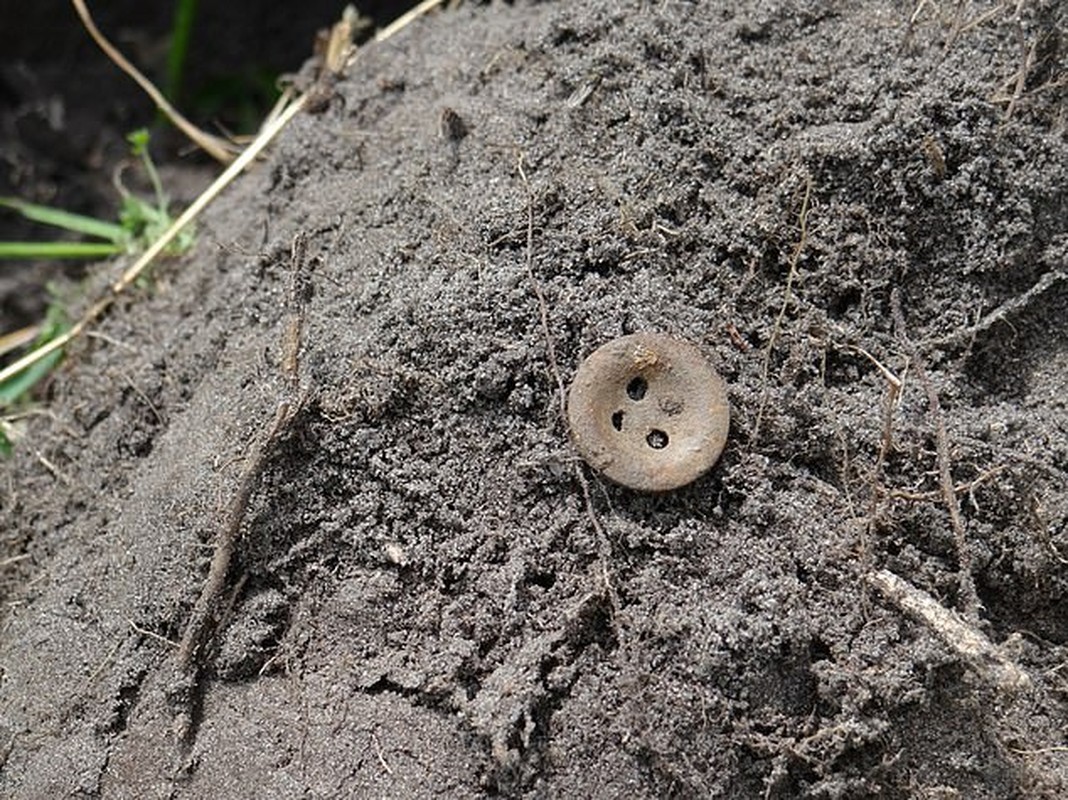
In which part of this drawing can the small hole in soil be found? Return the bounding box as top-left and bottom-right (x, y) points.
(527, 570), (556, 590)
(626, 376), (647, 401)
(611, 410), (624, 431)
(646, 429), (668, 449)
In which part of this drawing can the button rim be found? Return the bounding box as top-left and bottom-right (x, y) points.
(566, 332), (730, 492)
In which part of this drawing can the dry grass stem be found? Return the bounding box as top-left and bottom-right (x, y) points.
(374, 0), (446, 44)
(925, 269), (1066, 352)
(516, 151), (618, 614)
(372, 732), (395, 775)
(3, 1), (452, 396)
(31, 448), (72, 485)
(909, 0), (934, 26)
(958, 3), (1009, 36)
(1010, 746), (1068, 755)
(858, 347), (905, 612)
(128, 618), (178, 647)
(1003, 34), (1039, 123)
(0, 326), (40, 359)
(887, 465), (1006, 503)
(843, 345), (906, 391)
(70, 0), (236, 164)
(0, 96), (308, 393)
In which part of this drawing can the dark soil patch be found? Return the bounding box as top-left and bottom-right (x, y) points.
(2, 1), (1067, 798)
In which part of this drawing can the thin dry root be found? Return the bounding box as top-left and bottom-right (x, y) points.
(71, 0), (236, 163)
(891, 289), (979, 618)
(867, 569), (1031, 693)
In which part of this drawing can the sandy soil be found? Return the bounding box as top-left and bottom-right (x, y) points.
(2, 1), (1067, 797)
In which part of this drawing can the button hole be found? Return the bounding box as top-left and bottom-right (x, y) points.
(626, 376), (647, 401)
(646, 429), (669, 449)
(611, 410), (624, 431)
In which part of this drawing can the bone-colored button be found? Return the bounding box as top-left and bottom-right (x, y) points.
(567, 333), (729, 492)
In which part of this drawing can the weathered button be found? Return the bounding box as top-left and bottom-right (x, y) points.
(567, 333), (729, 492)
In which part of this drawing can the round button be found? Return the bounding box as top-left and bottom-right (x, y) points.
(567, 333), (729, 492)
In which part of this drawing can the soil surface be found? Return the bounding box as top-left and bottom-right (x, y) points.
(2, 1), (1068, 797)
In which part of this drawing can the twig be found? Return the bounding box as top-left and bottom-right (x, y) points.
(867, 569), (1031, 693)
(175, 234), (312, 675)
(891, 289), (979, 619)
(71, 0), (417, 694)
(924, 270), (1066, 352)
(70, 0), (235, 164)
(174, 396), (303, 675)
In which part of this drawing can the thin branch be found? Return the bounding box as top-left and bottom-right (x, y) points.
(175, 234), (312, 676)
(867, 569), (1030, 693)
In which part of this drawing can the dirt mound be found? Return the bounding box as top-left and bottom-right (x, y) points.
(2, 1), (1066, 797)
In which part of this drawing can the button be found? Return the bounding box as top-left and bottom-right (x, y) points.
(567, 333), (729, 492)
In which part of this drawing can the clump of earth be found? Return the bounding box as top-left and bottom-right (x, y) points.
(2, 1), (1066, 797)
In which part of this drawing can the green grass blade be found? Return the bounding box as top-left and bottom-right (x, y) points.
(0, 343), (64, 406)
(0, 241), (122, 259)
(0, 303), (69, 413)
(166, 0), (199, 106)
(0, 197), (127, 242)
